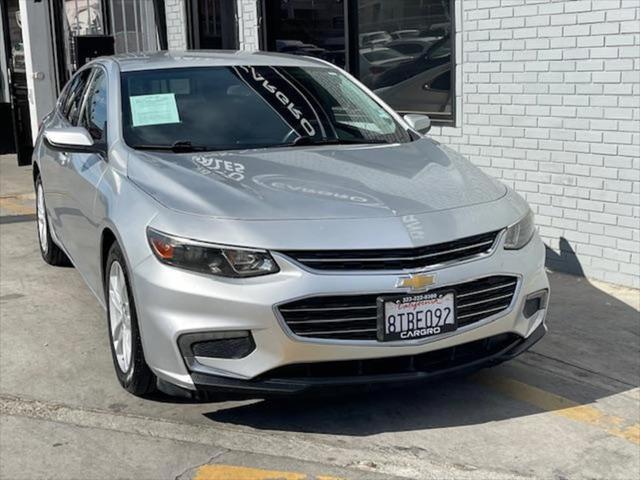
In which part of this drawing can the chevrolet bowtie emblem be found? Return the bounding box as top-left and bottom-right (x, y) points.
(396, 273), (437, 292)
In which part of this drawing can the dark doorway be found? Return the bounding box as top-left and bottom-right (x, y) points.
(1, 0), (32, 163)
(189, 0), (237, 49)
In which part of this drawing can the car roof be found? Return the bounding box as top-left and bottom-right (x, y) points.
(107, 50), (328, 72)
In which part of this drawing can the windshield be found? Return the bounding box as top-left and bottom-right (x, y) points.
(120, 65), (412, 151)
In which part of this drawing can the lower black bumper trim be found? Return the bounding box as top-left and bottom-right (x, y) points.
(191, 323), (547, 395)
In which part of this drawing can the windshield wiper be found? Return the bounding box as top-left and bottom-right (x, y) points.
(131, 141), (212, 152)
(288, 136), (389, 147)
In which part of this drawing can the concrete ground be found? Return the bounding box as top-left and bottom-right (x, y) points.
(0, 154), (639, 480)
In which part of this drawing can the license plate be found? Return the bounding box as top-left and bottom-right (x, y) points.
(377, 290), (457, 342)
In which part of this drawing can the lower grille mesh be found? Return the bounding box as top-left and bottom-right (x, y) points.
(278, 275), (518, 341)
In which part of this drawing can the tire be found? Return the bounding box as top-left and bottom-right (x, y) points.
(35, 175), (71, 266)
(105, 242), (155, 396)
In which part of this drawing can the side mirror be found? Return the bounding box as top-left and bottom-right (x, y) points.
(403, 114), (431, 133)
(44, 126), (103, 154)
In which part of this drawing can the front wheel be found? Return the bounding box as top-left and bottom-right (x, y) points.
(105, 242), (155, 396)
(35, 175), (71, 266)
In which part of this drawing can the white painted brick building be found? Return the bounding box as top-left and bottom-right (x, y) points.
(428, 0), (640, 288)
(165, 0), (189, 51)
(164, 0), (639, 287)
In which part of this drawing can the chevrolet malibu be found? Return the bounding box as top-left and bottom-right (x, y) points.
(33, 51), (549, 397)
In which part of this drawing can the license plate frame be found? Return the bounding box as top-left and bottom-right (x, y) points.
(377, 290), (457, 342)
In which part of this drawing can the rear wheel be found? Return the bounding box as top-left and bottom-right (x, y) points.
(35, 176), (71, 266)
(105, 242), (155, 396)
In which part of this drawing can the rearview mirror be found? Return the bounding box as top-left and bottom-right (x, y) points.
(44, 127), (101, 154)
(403, 114), (431, 133)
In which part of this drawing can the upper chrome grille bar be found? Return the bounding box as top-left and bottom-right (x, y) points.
(294, 239), (495, 263)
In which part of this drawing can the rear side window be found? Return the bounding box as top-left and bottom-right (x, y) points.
(80, 69), (108, 141)
(62, 69), (91, 125)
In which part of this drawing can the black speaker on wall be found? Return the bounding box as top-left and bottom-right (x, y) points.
(74, 35), (115, 69)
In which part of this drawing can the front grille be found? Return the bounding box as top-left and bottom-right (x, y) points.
(262, 333), (521, 379)
(278, 275), (518, 341)
(280, 230), (501, 271)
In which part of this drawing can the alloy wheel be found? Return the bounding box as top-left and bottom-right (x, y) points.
(36, 184), (48, 254)
(109, 261), (133, 373)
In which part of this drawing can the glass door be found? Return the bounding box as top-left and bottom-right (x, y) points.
(1, 0), (33, 164)
(260, 0), (455, 122)
(57, 0), (108, 79)
(189, 0), (237, 49)
(357, 0), (453, 119)
(51, 0), (166, 88)
(109, 0), (163, 54)
(261, 0), (346, 68)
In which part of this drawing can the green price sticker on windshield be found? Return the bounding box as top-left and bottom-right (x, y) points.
(130, 93), (180, 127)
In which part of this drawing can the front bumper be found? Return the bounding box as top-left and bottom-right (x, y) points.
(190, 322), (546, 394)
(132, 232), (549, 391)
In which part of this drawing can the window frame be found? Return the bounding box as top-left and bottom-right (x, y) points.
(79, 66), (109, 142)
(258, 0), (456, 126)
(60, 68), (93, 126)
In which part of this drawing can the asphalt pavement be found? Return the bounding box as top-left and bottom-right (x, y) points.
(1, 154), (639, 480)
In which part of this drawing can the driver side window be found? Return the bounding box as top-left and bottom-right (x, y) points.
(80, 69), (108, 141)
(62, 70), (91, 125)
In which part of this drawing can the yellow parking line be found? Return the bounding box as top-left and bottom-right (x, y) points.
(0, 196), (35, 215)
(193, 465), (344, 480)
(0, 192), (35, 200)
(477, 373), (640, 445)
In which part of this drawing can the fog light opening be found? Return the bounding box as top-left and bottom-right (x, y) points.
(523, 289), (549, 318)
(178, 331), (255, 361)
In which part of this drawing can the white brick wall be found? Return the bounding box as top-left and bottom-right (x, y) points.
(164, 0), (188, 50)
(237, 0), (260, 51)
(429, 0), (640, 288)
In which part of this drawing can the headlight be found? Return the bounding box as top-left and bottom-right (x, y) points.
(147, 228), (279, 277)
(504, 210), (536, 250)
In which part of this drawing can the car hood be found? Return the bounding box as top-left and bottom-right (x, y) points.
(127, 138), (506, 221)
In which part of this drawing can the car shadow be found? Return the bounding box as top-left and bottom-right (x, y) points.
(159, 240), (640, 435)
(545, 237), (585, 277)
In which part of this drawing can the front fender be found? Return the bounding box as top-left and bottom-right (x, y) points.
(92, 168), (161, 307)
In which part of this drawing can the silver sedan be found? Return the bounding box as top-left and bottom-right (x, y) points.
(33, 51), (549, 397)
